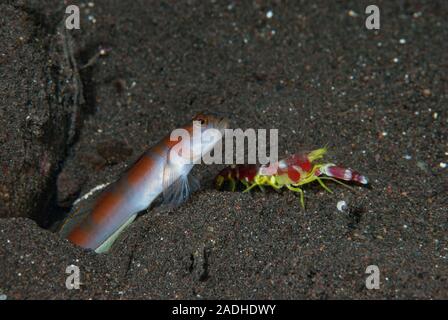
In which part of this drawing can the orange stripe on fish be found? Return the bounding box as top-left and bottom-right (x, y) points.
(67, 218), (95, 247)
(90, 191), (122, 224)
(126, 153), (156, 186)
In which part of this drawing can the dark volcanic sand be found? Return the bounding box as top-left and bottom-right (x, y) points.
(0, 0), (447, 299)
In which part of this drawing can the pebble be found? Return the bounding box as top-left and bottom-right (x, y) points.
(417, 161), (429, 173)
(348, 10), (358, 17)
(337, 200), (348, 212)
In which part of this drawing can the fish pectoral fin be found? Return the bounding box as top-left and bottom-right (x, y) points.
(162, 167), (200, 207)
(163, 174), (200, 207)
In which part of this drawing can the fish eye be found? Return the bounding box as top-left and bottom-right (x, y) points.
(196, 117), (207, 125)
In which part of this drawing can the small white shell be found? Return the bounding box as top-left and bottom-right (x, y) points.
(337, 200), (348, 212)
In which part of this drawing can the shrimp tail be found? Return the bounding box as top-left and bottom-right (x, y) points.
(317, 164), (369, 185)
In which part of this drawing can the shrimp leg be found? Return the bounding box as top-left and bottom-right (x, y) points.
(318, 177), (356, 191)
(315, 177), (333, 193)
(230, 179), (237, 192)
(286, 185), (305, 208)
(243, 182), (260, 193)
